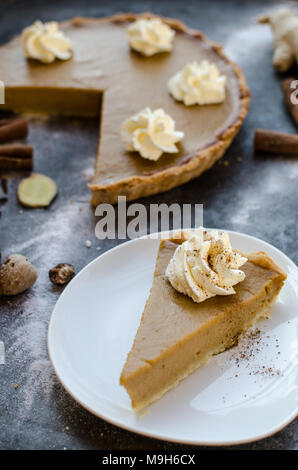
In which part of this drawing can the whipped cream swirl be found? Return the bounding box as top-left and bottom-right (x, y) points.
(22, 20), (73, 63)
(168, 60), (226, 106)
(121, 107), (184, 161)
(127, 18), (175, 56)
(166, 229), (247, 303)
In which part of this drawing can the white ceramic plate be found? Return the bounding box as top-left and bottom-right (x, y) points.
(48, 230), (298, 446)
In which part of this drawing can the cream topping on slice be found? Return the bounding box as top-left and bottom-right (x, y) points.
(166, 228), (247, 303)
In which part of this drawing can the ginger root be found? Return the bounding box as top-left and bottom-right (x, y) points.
(259, 8), (298, 72)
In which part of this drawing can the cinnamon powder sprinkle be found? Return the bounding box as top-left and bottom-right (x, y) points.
(229, 328), (282, 377)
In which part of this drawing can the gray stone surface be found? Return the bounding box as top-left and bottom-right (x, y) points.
(0, 0), (297, 450)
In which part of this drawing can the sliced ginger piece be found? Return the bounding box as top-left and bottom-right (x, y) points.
(18, 173), (57, 208)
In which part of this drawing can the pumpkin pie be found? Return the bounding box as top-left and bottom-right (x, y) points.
(120, 233), (286, 410)
(0, 13), (250, 204)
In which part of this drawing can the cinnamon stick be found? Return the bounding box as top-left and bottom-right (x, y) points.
(1, 178), (7, 194)
(0, 156), (33, 170)
(0, 118), (29, 143)
(281, 78), (298, 128)
(0, 144), (33, 159)
(254, 129), (298, 155)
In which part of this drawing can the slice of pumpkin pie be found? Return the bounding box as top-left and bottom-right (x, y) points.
(120, 230), (286, 410)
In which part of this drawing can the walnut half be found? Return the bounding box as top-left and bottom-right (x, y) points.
(49, 263), (75, 285)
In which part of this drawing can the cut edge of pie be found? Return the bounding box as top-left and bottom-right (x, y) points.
(120, 231), (287, 411)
